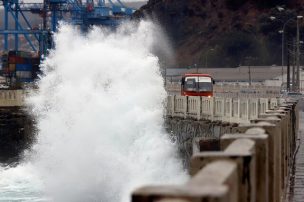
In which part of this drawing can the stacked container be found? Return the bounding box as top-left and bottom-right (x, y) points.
(1, 54), (8, 74)
(2, 51), (40, 84)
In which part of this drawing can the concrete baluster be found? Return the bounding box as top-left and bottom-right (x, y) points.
(220, 129), (269, 202)
(190, 139), (256, 202)
(261, 112), (289, 189)
(210, 97), (214, 121)
(167, 95), (174, 117)
(236, 122), (280, 202)
(232, 98), (240, 122)
(132, 160), (237, 202)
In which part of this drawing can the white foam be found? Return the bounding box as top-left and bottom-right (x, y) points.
(23, 20), (188, 202)
(0, 163), (47, 202)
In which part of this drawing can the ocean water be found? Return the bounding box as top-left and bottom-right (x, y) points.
(0, 21), (188, 202)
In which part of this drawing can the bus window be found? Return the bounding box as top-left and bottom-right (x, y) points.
(184, 78), (196, 91)
(181, 74), (214, 97)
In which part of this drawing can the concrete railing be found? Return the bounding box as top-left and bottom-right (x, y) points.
(133, 160), (238, 202)
(0, 90), (25, 107)
(167, 95), (282, 123)
(214, 84), (281, 98)
(166, 83), (281, 98)
(133, 100), (299, 202)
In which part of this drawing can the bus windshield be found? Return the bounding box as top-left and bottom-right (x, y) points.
(184, 76), (213, 92)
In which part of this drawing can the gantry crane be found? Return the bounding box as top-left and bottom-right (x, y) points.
(0, 0), (136, 54)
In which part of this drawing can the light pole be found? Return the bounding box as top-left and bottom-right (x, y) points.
(205, 48), (214, 68)
(279, 29), (284, 84)
(194, 63), (198, 73)
(296, 16), (303, 92)
(245, 56), (254, 86)
(248, 63), (252, 86)
(270, 16), (303, 88)
(164, 66), (167, 87)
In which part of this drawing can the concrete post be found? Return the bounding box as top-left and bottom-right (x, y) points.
(197, 96), (201, 121)
(235, 123), (279, 202)
(132, 185), (228, 202)
(278, 103), (296, 158)
(192, 137), (220, 154)
(258, 112), (290, 190)
(210, 97), (215, 121)
(190, 139), (256, 202)
(156, 199), (190, 202)
(229, 98), (233, 122)
(184, 96), (188, 119)
(246, 99), (250, 120)
(132, 161), (237, 202)
(220, 131), (269, 202)
(187, 160), (238, 202)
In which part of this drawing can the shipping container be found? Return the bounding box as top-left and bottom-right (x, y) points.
(2, 61), (8, 68)
(9, 56), (25, 64)
(17, 78), (34, 83)
(9, 64), (16, 72)
(8, 51), (32, 58)
(24, 57), (40, 64)
(16, 64), (33, 71)
(16, 71), (32, 79)
(1, 57), (8, 63)
(3, 67), (9, 74)
(2, 51), (41, 86)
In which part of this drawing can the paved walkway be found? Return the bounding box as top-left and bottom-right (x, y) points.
(288, 111), (304, 202)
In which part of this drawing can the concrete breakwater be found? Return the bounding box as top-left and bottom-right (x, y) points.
(165, 118), (238, 167)
(134, 100), (299, 202)
(0, 107), (34, 163)
(0, 87), (299, 201)
(0, 90), (33, 163)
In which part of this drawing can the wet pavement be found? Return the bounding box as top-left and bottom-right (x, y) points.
(288, 106), (304, 202)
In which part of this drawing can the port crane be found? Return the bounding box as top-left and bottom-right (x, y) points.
(0, 0), (136, 54)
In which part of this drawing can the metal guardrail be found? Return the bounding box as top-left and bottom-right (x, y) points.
(167, 95), (283, 123)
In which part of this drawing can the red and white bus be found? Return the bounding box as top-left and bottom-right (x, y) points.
(181, 73), (214, 97)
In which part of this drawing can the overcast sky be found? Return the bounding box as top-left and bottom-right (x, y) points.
(0, 0), (147, 10)
(22, 0), (147, 3)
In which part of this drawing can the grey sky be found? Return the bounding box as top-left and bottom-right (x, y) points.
(23, 0), (147, 3)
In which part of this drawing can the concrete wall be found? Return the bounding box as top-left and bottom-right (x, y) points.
(165, 118), (237, 167)
(0, 90), (25, 107)
(167, 95), (282, 124)
(133, 100), (299, 202)
(166, 83), (281, 98)
(0, 107), (34, 163)
(0, 90), (35, 163)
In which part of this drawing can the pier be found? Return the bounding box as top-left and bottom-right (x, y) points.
(1, 0), (304, 200)
(133, 92), (302, 202)
(0, 90), (33, 163)
(0, 85), (302, 201)
(0, 81), (302, 202)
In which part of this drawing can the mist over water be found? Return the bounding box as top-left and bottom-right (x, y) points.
(0, 20), (188, 202)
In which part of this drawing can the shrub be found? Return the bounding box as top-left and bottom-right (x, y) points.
(225, 0), (247, 10)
